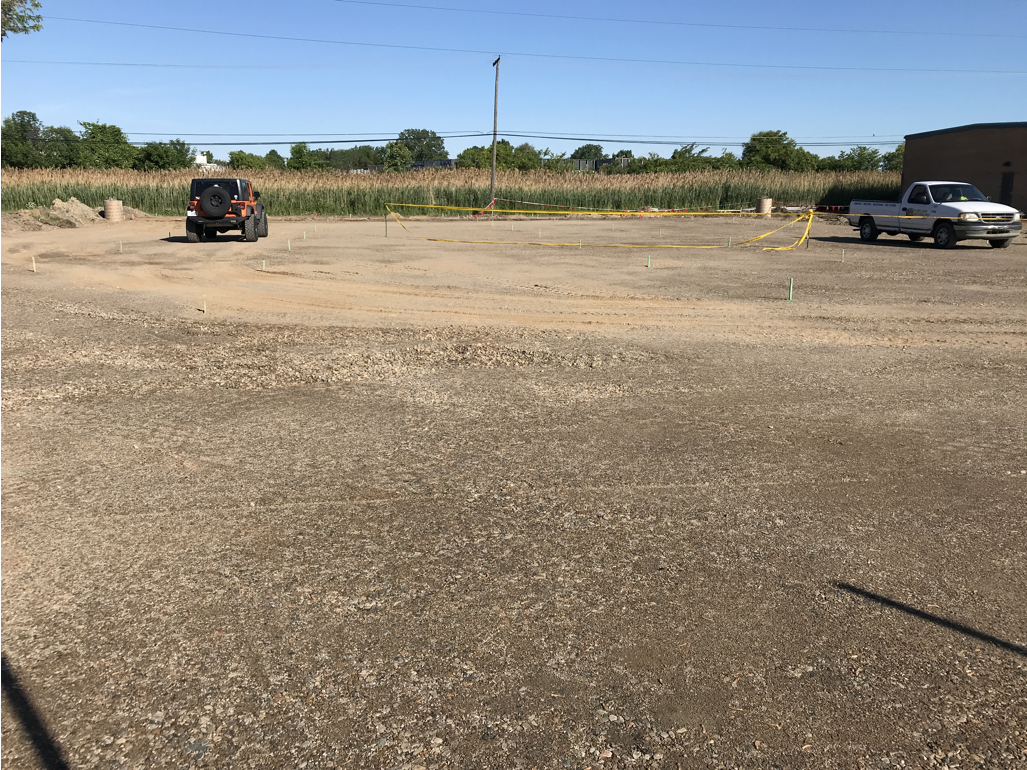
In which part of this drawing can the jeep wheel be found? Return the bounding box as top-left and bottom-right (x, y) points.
(256, 211), (268, 238)
(186, 219), (200, 243)
(243, 215), (258, 242)
(989, 238), (1013, 249)
(933, 222), (957, 249)
(200, 186), (232, 218)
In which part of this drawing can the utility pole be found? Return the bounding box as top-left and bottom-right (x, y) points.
(490, 56), (500, 205)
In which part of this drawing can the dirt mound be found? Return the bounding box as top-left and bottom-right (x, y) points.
(1, 197), (156, 232)
(50, 197), (104, 226)
(1, 208), (75, 232)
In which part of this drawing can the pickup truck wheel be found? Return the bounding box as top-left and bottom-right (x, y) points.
(859, 218), (879, 242)
(256, 211), (269, 237)
(908, 234), (923, 242)
(186, 219), (200, 243)
(933, 222), (957, 249)
(243, 215), (258, 242)
(989, 238), (1013, 249)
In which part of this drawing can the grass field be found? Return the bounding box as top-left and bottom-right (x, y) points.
(0, 167), (900, 217)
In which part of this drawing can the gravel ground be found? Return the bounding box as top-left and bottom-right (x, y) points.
(2, 216), (1026, 769)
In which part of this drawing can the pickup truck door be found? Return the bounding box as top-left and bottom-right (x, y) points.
(901, 184), (933, 234)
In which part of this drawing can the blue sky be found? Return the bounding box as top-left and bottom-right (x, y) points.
(2, 0), (1025, 161)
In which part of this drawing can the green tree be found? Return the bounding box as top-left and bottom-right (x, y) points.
(167, 139), (195, 168)
(288, 142), (326, 171)
(264, 149), (286, 169)
(320, 145), (379, 171)
(819, 145), (882, 172)
(456, 141), (541, 171)
(714, 150), (740, 170)
(40, 125), (80, 167)
(228, 150), (268, 170)
(1, 0), (42, 40)
(78, 121), (138, 168)
(382, 141), (413, 171)
(881, 143), (904, 172)
(512, 142), (542, 171)
(571, 143), (604, 160)
(665, 144), (743, 172)
(669, 143), (716, 170)
(397, 128), (448, 162)
(643, 152), (669, 171)
(493, 140), (516, 169)
(1, 110), (44, 167)
(135, 141), (189, 171)
(613, 149), (634, 159)
(137, 138), (195, 170)
(456, 145), (488, 169)
(742, 130), (820, 171)
(540, 149), (573, 172)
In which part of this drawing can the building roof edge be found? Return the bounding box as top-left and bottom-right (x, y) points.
(904, 122), (1027, 141)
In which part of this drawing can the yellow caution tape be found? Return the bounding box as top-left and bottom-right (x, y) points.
(385, 206), (815, 251)
(387, 202), (805, 217)
(764, 211), (815, 251)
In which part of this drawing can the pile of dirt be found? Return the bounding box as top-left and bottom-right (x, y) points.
(1, 197), (153, 232)
(0, 210), (69, 232)
(50, 197), (104, 226)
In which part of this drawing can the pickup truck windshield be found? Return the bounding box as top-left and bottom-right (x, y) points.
(929, 184), (987, 203)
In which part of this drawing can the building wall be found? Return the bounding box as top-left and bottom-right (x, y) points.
(902, 123), (1027, 212)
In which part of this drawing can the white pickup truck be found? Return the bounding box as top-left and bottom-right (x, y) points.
(846, 181), (1021, 249)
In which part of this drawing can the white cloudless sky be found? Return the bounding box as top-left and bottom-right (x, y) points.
(2, 0), (1025, 160)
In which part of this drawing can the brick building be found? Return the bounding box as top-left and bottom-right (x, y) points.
(901, 122), (1027, 212)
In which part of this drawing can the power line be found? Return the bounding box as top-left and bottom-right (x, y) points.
(31, 17), (1027, 75)
(333, 0), (1027, 39)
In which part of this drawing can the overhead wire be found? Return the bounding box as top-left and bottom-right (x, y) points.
(24, 17), (1027, 75)
(333, 0), (1027, 39)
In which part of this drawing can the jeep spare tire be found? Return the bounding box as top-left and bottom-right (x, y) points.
(200, 186), (232, 218)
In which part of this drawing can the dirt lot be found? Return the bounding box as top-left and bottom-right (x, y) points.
(2, 214), (1026, 769)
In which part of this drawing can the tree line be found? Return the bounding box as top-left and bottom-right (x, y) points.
(2, 112), (903, 174)
(1, 111), (197, 170)
(559, 131), (903, 174)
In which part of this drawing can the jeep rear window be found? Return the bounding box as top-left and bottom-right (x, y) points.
(191, 179), (243, 200)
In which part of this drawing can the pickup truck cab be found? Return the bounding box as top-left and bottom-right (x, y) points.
(846, 181), (1021, 249)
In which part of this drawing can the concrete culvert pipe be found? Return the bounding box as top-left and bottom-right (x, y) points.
(757, 198), (773, 219)
(104, 199), (124, 223)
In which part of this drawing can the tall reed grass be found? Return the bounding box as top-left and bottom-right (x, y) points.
(1, 168), (901, 216)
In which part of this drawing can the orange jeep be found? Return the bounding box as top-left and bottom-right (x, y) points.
(186, 178), (268, 242)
